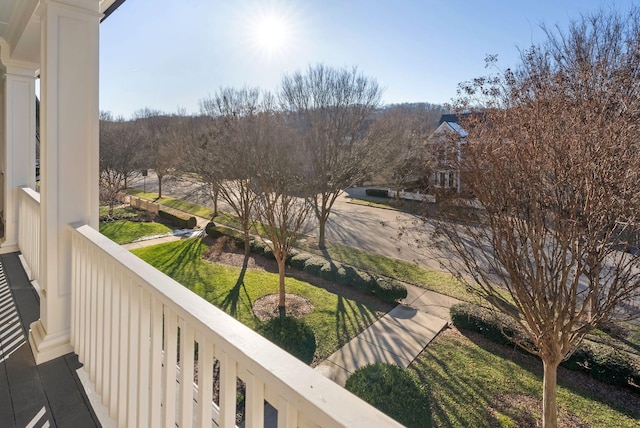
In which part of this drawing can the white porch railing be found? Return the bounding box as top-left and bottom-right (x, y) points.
(17, 186), (40, 284)
(69, 224), (401, 428)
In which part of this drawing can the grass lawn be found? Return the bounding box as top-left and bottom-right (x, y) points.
(128, 189), (217, 219)
(412, 328), (640, 428)
(131, 238), (389, 362)
(99, 220), (173, 244)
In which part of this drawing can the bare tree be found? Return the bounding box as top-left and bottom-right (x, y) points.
(280, 64), (383, 248)
(421, 9), (640, 428)
(199, 87), (265, 254)
(134, 109), (180, 198)
(371, 106), (432, 198)
(176, 114), (223, 215)
(99, 112), (142, 217)
(251, 95), (312, 315)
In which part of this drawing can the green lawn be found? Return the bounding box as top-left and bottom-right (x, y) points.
(128, 189), (217, 219)
(131, 238), (389, 362)
(413, 328), (640, 428)
(99, 220), (173, 244)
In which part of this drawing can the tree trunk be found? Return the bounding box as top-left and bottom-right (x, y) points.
(277, 258), (286, 317)
(157, 174), (163, 198)
(318, 217), (327, 249)
(213, 188), (219, 216)
(243, 228), (250, 255)
(542, 358), (560, 428)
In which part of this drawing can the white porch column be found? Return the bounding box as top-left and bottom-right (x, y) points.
(0, 62), (37, 253)
(29, 0), (100, 364)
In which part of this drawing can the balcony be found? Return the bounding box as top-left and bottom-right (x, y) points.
(0, 1), (402, 426)
(3, 187), (403, 428)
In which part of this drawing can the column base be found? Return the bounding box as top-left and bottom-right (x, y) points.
(28, 319), (73, 365)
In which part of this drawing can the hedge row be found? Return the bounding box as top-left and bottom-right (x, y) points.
(204, 222), (407, 303)
(290, 251), (407, 303)
(450, 303), (640, 389)
(365, 188), (389, 198)
(158, 209), (197, 229)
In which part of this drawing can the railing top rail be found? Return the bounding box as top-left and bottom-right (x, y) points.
(19, 185), (40, 203)
(69, 223), (402, 427)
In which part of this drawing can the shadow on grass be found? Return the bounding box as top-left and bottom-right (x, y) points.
(140, 238), (211, 297)
(219, 254), (255, 318)
(456, 328), (640, 422)
(411, 329), (519, 427)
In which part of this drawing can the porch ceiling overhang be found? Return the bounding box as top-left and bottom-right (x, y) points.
(0, 0), (124, 67)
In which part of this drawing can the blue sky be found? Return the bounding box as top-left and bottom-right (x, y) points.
(99, 0), (636, 118)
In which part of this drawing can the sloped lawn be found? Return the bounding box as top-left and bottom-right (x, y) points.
(99, 220), (173, 244)
(131, 238), (390, 363)
(412, 328), (640, 428)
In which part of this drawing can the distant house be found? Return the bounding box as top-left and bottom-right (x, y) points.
(426, 114), (468, 194)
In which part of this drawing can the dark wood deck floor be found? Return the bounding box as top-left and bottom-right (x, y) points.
(0, 252), (100, 428)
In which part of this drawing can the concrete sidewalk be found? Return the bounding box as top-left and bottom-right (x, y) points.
(315, 301), (450, 386)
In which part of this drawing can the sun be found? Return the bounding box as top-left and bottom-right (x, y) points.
(254, 15), (288, 53)
(243, 6), (297, 60)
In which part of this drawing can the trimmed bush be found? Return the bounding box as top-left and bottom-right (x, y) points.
(249, 239), (266, 255)
(205, 223), (246, 247)
(365, 188), (389, 198)
(262, 246), (276, 260)
(562, 341), (635, 387)
(450, 302), (526, 346)
(337, 265), (376, 293)
(319, 262), (340, 282)
(345, 363), (431, 428)
(290, 253), (313, 270)
(373, 277), (408, 302)
(303, 256), (328, 277)
(205, 221), (223, 238)
(159, 209), (197, 229)
(257, 316), (316, 364)
(285, 248), (300, 265)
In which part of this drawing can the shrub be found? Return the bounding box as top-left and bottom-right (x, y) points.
(290, 253), (313, 270)
(262, 246), (276, 260)
(249, 239), (266, 255)
(257, 316), (316, 364)
(337, 265), (375, 293)
(303, 256), (328, 277)
(373, 277), (408, 302)
(285, 248), (300, 265)
(345, 363), (431, 428)
(205, 221), (223, 238)
(319, 262), (339, 282)
(450, 303), (526, 346)
(159, 209), (197, 229)
(562, 341), (635, 387)
(365, 188), (389, 198)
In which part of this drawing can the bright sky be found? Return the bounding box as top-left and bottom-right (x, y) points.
(99, 0), (637, 118)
